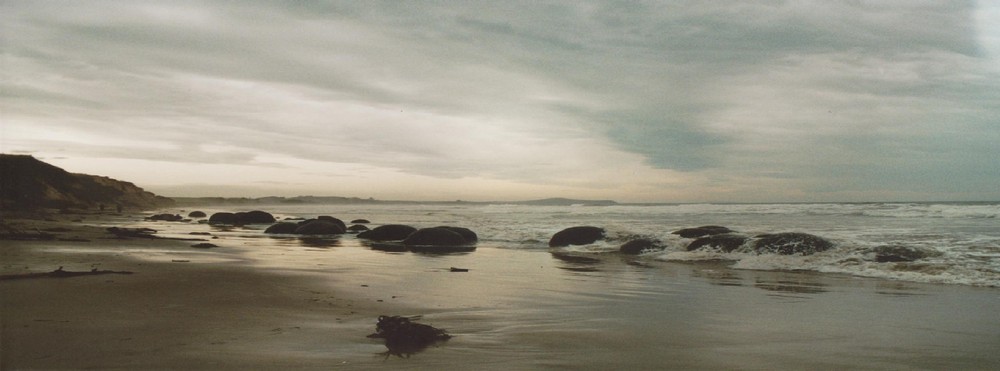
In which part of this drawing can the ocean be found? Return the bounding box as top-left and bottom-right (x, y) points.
(136, 201), (1000, 369)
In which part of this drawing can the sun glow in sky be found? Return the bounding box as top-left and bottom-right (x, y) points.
(2, 1), (999, 202)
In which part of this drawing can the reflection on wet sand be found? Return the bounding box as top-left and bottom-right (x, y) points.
(874, 281), (928, 297)
(693, 268), (744, 287)
(754, 277), (828, 295)
(550, 251), (602, 272)
(297, 237), (341, 248)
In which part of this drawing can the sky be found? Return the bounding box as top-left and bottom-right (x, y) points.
(2, 1), (999, 203)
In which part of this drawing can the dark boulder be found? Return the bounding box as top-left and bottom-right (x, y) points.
(872, 245), (940, 262)
(188, 211), (207, 218)
(239, 210), (276, 224)
(367, 315), (451, 357)
(686, 233), (749, 253)
(264, 222), (300, 234)
(403, 227), (470, 246)
(549, 226), (605, 247)
(191, 243), (218, 249)
(208, 212), (238, 225)
(293, 220), (345, 235)
(619, 238), (666, 255)
(751, 232), (834, 255)
(357, 224), (417, 241)
(435, 226), (478, 243)
(351, 219), (371, 224)
(347, 224), (370, 233)
(148, 213), (183, 222)
(317, 216), (347, 231)
(672, 226), (733, 238)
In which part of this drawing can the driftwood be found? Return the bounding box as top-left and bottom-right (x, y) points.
(367, 315), (451, 358)
(0, 266), (134, 281)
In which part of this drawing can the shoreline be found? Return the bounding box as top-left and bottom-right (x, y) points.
(1, 210), (412, 369)
(4, 208), (1000, 370)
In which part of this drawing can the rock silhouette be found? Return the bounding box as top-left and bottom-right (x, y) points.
(357, 224), (418, 241)
(549, 226), (605, 247)
(672, 226), (733, 238)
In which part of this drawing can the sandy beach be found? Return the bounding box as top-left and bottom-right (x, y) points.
(3, 208), (1000, 370)
(1, 211), (413, 370)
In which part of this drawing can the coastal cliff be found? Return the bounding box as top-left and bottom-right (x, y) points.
(0, 154), (173, 210)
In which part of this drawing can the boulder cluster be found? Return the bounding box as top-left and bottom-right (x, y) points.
(545, 224), (837, 256)
(193, 212), (482, 251)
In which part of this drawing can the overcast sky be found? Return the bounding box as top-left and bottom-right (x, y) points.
(3, 1), (999, 202)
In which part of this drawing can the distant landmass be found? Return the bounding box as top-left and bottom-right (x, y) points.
(171, 196), (619, 207)
(0, 154), (620, 210)
(0, 154), (173, 210)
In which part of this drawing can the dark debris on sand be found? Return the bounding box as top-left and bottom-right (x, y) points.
(366, 315), (452, 358)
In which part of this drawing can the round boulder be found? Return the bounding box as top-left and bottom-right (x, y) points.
(350, 219), (371, 224)
(208, 212), (238, 225)
(294, 220), (345, 235)
(264, 222), (300, 234)
(188, 211), (207, 218)
(686, 233), (749, 253)
(751, 232), (834, 255)
(238, 210), (276, 225)
(672, 226), (733, 238)
(347, 224), (370, 233)
(403, 227), (469, 246)
(149, 213), (183, 222)
(435, 226), (478, 243)
(549, 226), (605, 247)
(619, 238), (666, 255)
(317, 216), (347, 231)
(357, 224), (417, 241)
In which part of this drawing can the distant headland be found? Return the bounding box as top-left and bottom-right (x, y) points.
(170, 196), (619, 207)
(0, 154), (173, 211)
(1, 154), (620, 210)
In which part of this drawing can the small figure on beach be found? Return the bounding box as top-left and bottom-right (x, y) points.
(367, 315), (451, 358)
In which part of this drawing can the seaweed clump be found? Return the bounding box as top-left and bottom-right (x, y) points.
(367, 315), (451, 358)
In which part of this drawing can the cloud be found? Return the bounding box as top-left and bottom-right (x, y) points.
(2, 1), (998, 201)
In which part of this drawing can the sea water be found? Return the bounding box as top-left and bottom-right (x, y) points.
(182, 201), (1000, 287)
(137, 202), (1000, 369)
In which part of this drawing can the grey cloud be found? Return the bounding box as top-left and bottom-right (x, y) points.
(3, 1), (998, 201)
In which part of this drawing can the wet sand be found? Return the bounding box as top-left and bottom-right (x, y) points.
(0, 212), (409, 369)
(3, 211), (1000, 370)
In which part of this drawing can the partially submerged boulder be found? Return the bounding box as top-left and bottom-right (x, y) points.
(148, 213), (183, 222)
(872, 245), (941, 262)
(188, 211), (207, 218)
(238, 210), (276, 224)
(264, 222), (299, 234)
(686, 233), (749, 253)
(403, 227), (469, 246)
(293, 219), (345, 235)
(347, 224), (370, 233)
(316, 216), (347, 231)
(357, 224), (418, 241)
(208, 212), (238, 225)
(435, 226), (477, 243)
(672, 225), (733, 238)
(751, 232), (834, 255)
(549, 226), (605, 247)
(619, 238), (666, 255)
(208, 210), (275, 225)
